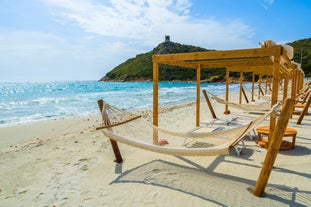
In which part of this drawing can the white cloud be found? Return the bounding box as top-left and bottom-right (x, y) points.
(42, 0), (254, 49)
(0, 31), (65, 57)
(259, 0), (275, 10)
(1, 0), (257, 81)
(0, 30), (141, 81)
(265, 0), (275, 5)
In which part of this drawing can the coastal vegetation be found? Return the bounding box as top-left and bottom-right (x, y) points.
(289, 38), (311, 77)
(100, 38), (311, 82)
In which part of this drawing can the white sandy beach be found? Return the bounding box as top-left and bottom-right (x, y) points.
(1, 96), (311, 206)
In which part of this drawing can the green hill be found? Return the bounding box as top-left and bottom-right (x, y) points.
(288, 38), (311, 77)
(100, 38), (311, 82)
(100, 40), (216, 82)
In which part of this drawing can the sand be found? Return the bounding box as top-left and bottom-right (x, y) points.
(1, 98), (311, 206)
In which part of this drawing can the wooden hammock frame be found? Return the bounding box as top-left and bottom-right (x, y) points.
(96, 99), (294, 197)
(203, 89), (270, 112)
(100, 121), (253, 157)
(152, 42), (297, 197)
(96, 99), (266, 158)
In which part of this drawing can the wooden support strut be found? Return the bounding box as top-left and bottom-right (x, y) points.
(239, 71), (243, 104)
(153, 62), (159, 144)
(196, 64), (201, 127)
(283, 76), (289, 101)
(258, 74), (263, 99)
(203, 90), (217, 119)
(224, 69), (230, 114)
(97, 100), (123, 163)
(241, 87), (249, 104)
(251, 73), (255, 102)
(268, 52), (281, 142)
(297, 94), (311, 124)
(253, 98), (295, 197)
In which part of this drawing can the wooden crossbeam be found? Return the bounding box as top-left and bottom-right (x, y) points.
(159, 57), (274, 70)
(153, 46), (282, 62)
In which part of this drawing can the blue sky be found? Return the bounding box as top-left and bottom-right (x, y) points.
(0, 0), (310, 82)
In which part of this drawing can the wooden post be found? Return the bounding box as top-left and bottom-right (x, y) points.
(296, 68), (301, 94)
(196, 64), (201, 127)
(283, 76), (289, 101)
(242, 87), (249, 103)
(258, 74), (262, 99)
(259, 86), (264, 96)
(301, 91), (310, 104)
(253, 98), (295, 197)
(297, 94), (311, 124)
(97, 100), (123, 163)
(265, 76), (268, 95)
(251, 73), (255, 102)
(203, 90), (217, 119)
(153, 61), (159, 144)
(268, 52), (281, 141)
(224, 69), (230, 114)
(297, 72), (303, 92)
(291, 67), (297, 99)
(299, 72), (304, 92)
(239, 71), (243, 104)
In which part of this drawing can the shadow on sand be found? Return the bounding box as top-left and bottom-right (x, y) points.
(110, 156), (311, 206)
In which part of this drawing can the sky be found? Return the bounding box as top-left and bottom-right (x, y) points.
(0, 0), (310, 82)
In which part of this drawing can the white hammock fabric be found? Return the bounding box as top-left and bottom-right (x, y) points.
(204, 90), (271, 112)
(97, 101), (281, 157)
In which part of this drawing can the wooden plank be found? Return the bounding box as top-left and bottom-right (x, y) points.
(201, 58), (273, 68)
(224, 70), (230, 114)
(299, 70), (304, 92)
(239, 72), (243, 104)
(152, 46), (282, 62)
(268, 53), (281, 141)
(258, 74), (262, 99)
(283, 76), (289, 101)
(203, 90), (217, 119)
(297, 94), (311, 124)
(196, 64), (201, 127)
(242, 87), (249, 103)
(253, 98), (295, 197)
(158, 61), (197, 69)
(280, 65), (291, 77)
(228, 66), (273, 74)
(160, 57), (273, 69)
(252, 73), (255, 102)
(295, 70), (300, 95)
(291, 67), (297, 99)
(153, 62), (159, 144)
(301, 91), (310, 104)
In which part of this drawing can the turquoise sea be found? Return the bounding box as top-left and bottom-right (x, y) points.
(0, 81), (252, 127)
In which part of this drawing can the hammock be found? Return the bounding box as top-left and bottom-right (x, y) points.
(204, 90), (271, 112)
(96, 100), (281, 158)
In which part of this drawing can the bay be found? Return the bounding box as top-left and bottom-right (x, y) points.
(0, 81), (250, 127)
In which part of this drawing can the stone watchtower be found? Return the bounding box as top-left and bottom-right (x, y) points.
(165, 35), (170, 42)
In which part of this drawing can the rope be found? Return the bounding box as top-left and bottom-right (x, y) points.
(96, 100), (281, 156)
(204, 90), (271, 111)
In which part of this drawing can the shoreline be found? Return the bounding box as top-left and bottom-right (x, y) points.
(0, 81), (253, 128)
(0, 100), (199, 150)
(0, 115), (101, 151)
